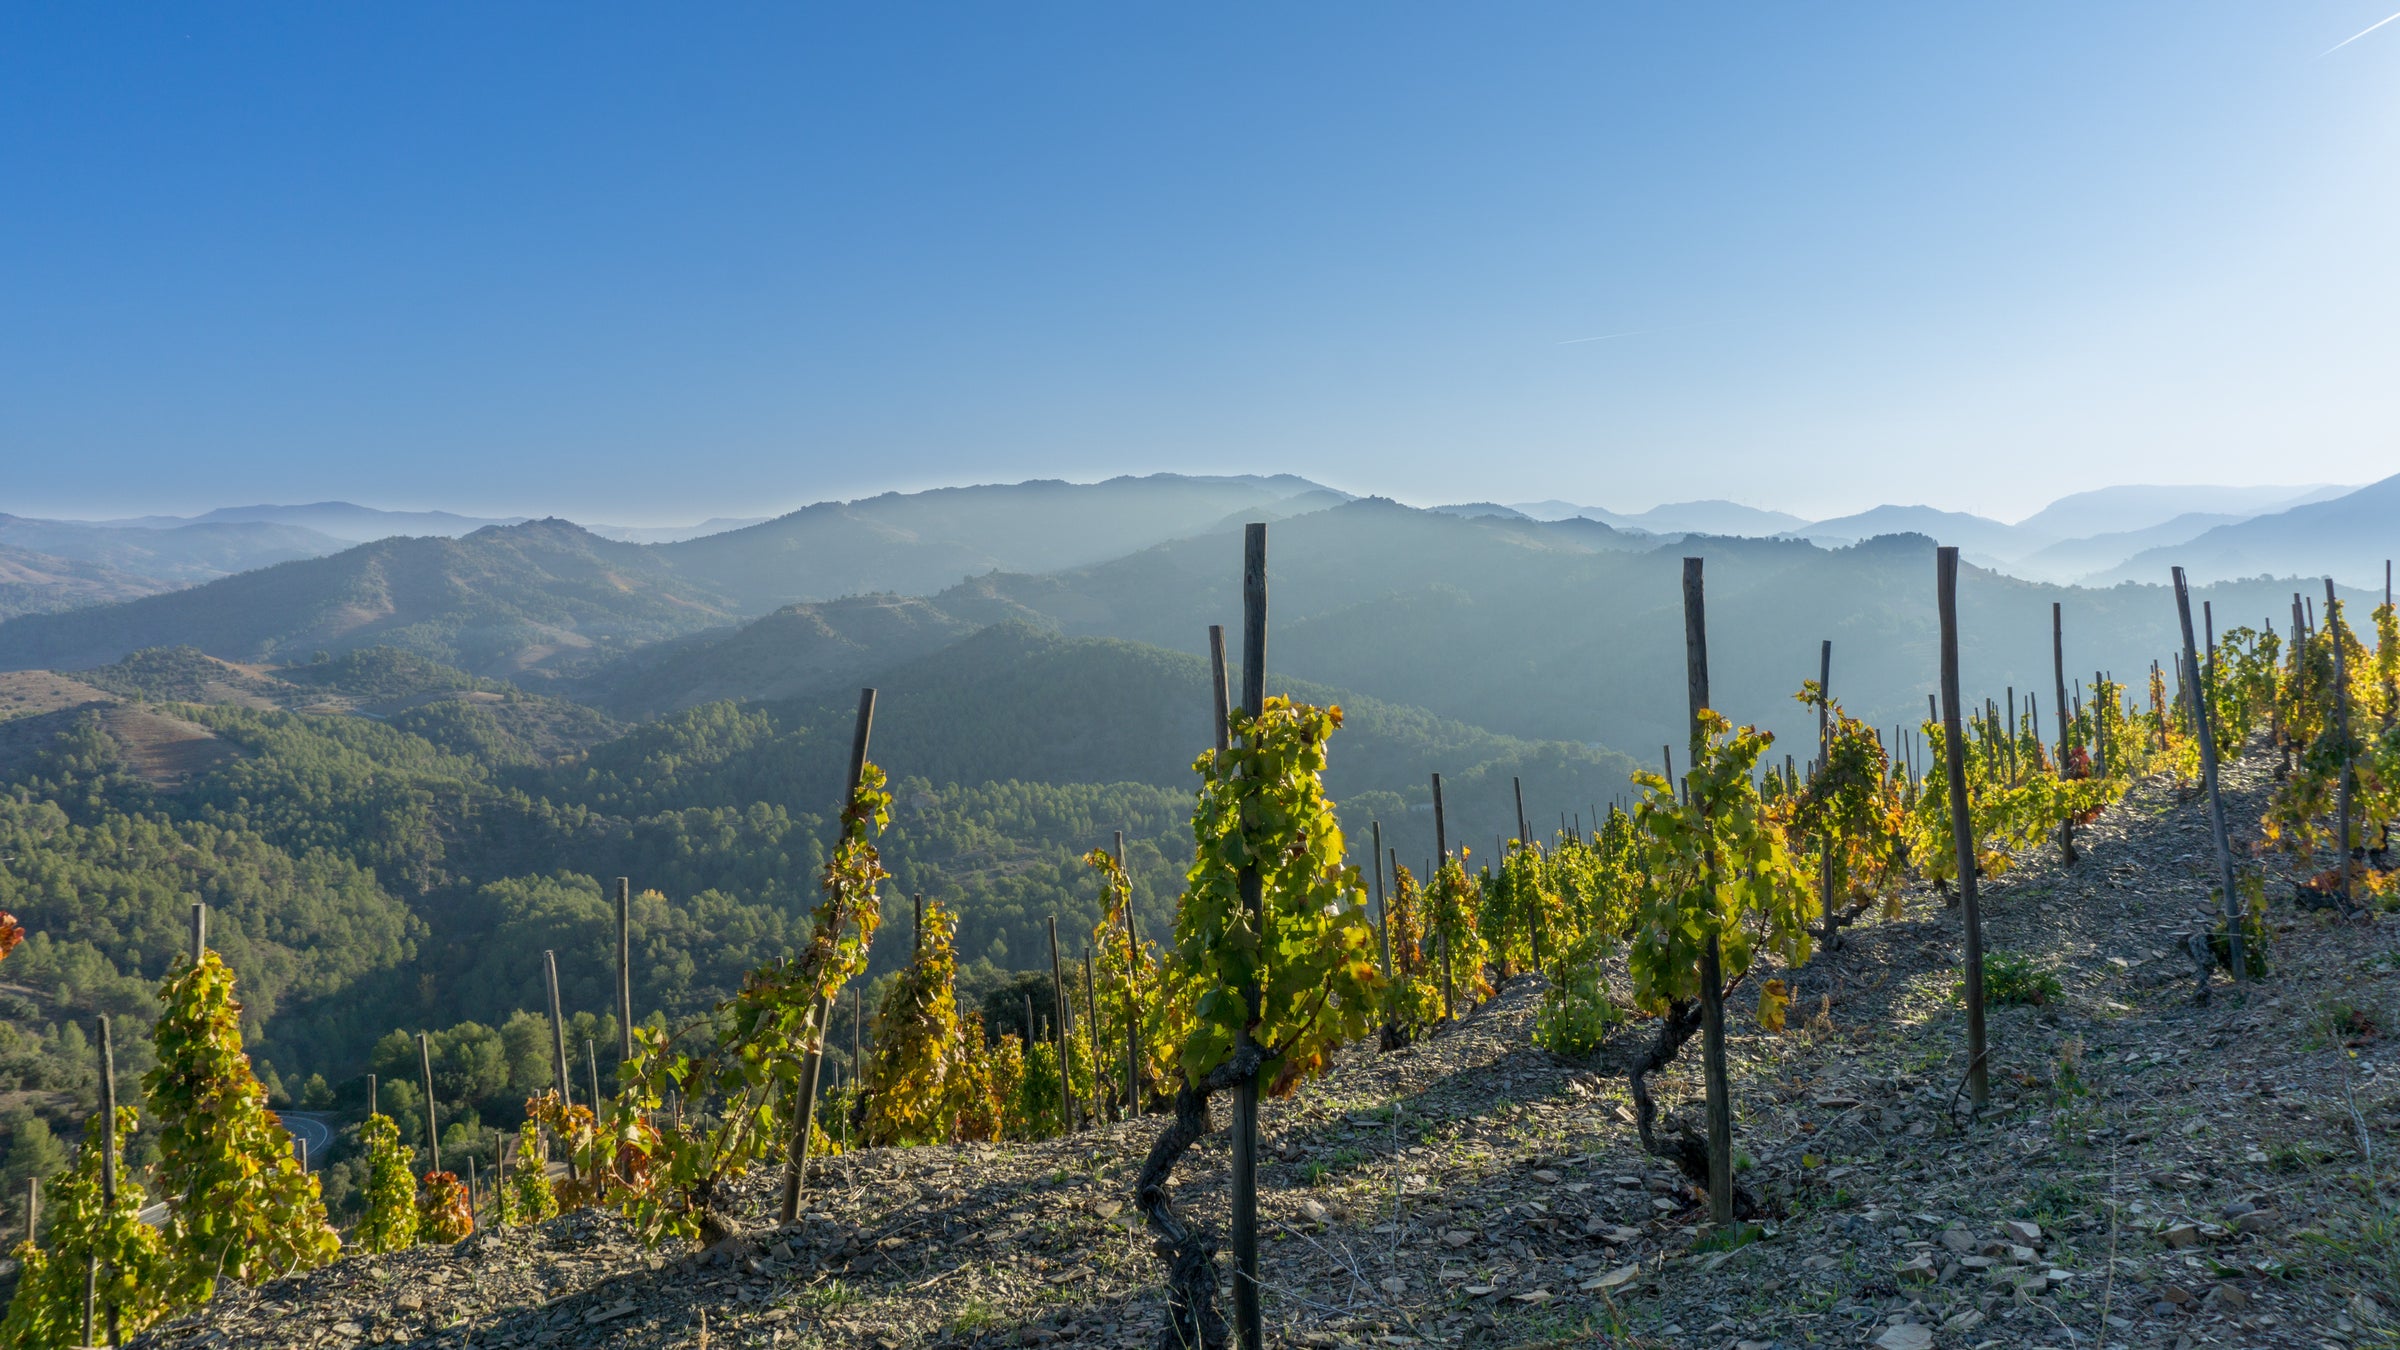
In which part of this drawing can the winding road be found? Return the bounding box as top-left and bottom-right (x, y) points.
(280, 1110), (336, 1167)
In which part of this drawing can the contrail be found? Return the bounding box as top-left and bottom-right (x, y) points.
(1555, 318), (1730, 346)
(2324, 8), (2400, 55)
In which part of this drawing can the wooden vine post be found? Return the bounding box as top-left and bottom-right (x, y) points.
(781, 687), (877, 1223)
(2329, 578), (2355, 895)
(1372, 819), (1394, 1044)
(1681, 557), (1735, 1226)
(542, 948), (578, 1183)
(1935, 547), (1990, 1114)
(615, 877), (634, 1073)
(1816, 638), (1837, 953)
(419, 1031), (442, 1173)
(1116, 830), (1142, 1114)
(1431, 772), (1453, 1020)
(1229, 522), (1268, 1350)
(1512, 777), (1544, 973)
(2174, 567), (2243, 978)
(2052, 601), (2076, 862)
(96, 1013), (118, 1348)
(1082, 947), (1105, 1123)
(1048, 915), (1074, 1133)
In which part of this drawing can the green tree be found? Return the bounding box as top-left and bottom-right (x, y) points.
(0, 1107), (67, 1200)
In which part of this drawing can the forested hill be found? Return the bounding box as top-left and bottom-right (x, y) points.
(0, 475), (1340, 677)
(0, 625), (1625, 1199)
(0, 520), (737, 679)
(900, 499), (2379, 759)
(650, 472), (1339, 613)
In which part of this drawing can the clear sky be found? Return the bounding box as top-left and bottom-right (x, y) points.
(4, 4), (2397, 524)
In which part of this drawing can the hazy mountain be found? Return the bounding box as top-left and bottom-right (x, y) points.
(2095, 473), (2400, 589)
(585, 517), (768, 544)
(1432, 502), (1532, 520)
(0, 542), (177, 620)
(1508, 499), (1805, 535)
(735, 499), (2364, 766)
(2016, 484), (2348, 539)
(2006, 512), (2248, 584)
(642, 619), (1642, 870)
(0, 513), (351, 583)
(1787, 505), (2045, 562)
(108, 501), (527, 542)
(655, 473), (1340, 613)
(589, 594), (974, 715)
(0, 520), (735, 678)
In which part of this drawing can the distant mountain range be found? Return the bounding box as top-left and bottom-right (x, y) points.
(2096, 473), (2400, 588)
(8, 471), (2395, 711)
(100, 502), (528, 541)
(552, 498), (2374, 763)
(1508, 499), (1809, 536)
(1510, 480), (2372, 585)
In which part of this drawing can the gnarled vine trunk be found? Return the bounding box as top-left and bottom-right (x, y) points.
(1135, 1047), (1260, 1350)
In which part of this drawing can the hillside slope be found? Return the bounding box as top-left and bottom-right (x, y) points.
(873, 500), (2367, 764)
(2099, 471), (2400, 588)
(0, 542), (175, 619)
(124, 752), (2397, 1350)
(0, 520), (736, 678)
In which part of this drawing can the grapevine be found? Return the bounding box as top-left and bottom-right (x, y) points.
(1378, 862), (1442, 1044)
(1141, 696), (1382, 1349)
(147, 949), (341, 1303)
(352, 1112), (420, 1252)
(859, 897), (963, 1147)
(584, 763), (889, 1245)
(0, 1107), (170, 1350)
(415, 1171), (473, 1244)
(1623, 710), (1811, 1195)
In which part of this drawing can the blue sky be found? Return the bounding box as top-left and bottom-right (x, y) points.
(4, 5), (2397, 524)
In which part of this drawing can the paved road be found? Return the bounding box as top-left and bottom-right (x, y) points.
(281, 1111), (336, 1168)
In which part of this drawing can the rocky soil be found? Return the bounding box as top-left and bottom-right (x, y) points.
(132, 749), (2400, 1349)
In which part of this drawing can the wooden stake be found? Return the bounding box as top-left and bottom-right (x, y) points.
(1372, 820), (1394, 1044)
(543, 949), (577, 1183)
(2330, 578), (2354, 893)
(98, 1014), (118, 1347)
(1048, 915), (1073, 1133)
(1082, 947), (1105, 1123)
(585, 1038), (601, 1127)
(2175, 566), (2242, 981)
(1231, 521), (1267, 1350)
(419, 1030), (442, 1174)
(1209, 624), (1232, 755)
(782, 686), (876, 1223)
(1117, 829), (1142, 1113)
(1682, 557), (1734, 1228)
(1431, 772), (1453, 1021)
(1936, 548), (1990, 1115)
(615, 877), (634, 1070)
(1817, 639), (1836, 955)
(190, 901), (206, 968)
(2092, 670), (2111, 777)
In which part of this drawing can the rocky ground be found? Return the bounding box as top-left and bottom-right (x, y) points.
(132, 748), (2400, 1350)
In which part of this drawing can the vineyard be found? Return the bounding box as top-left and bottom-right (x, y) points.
(5, 536), (2400, 1350)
